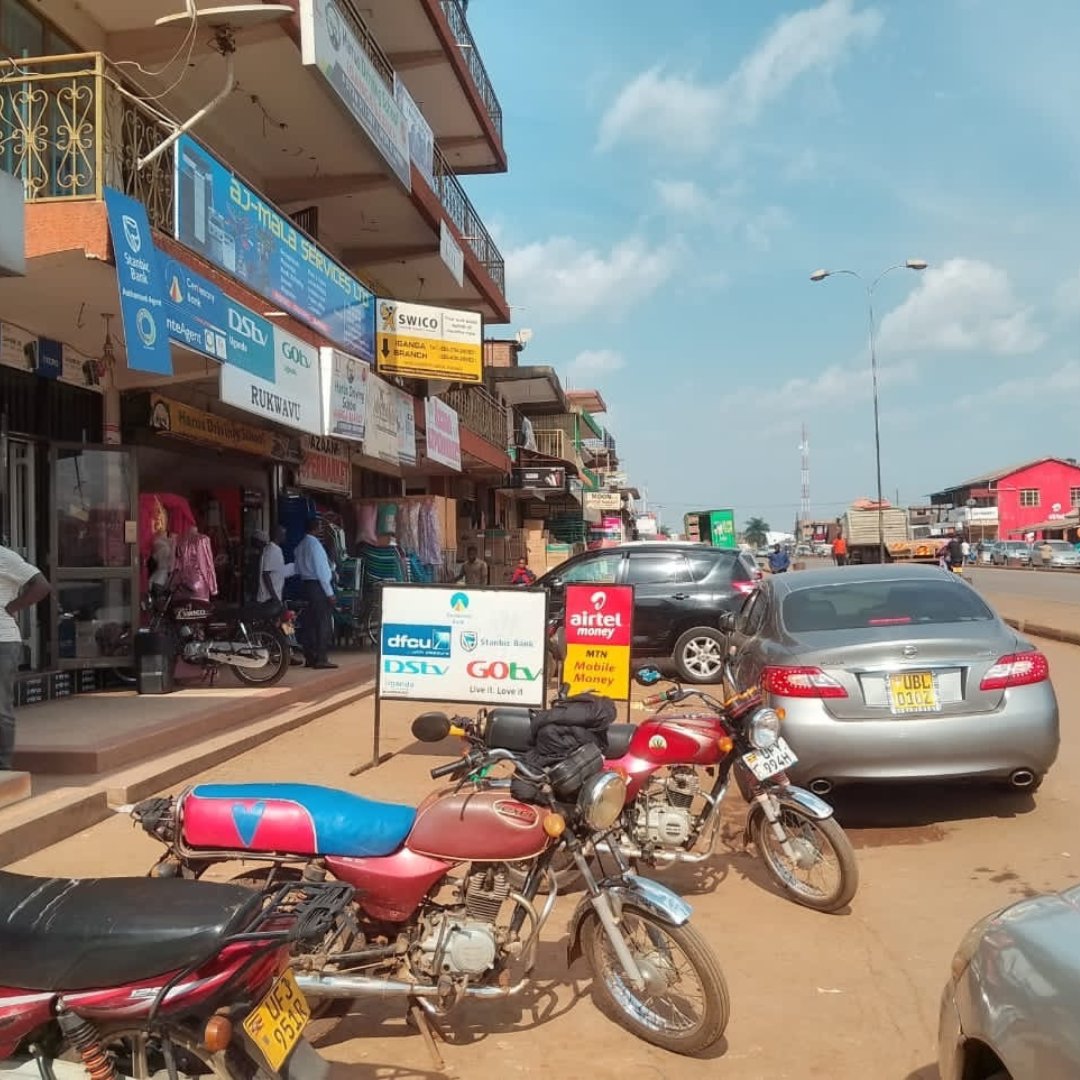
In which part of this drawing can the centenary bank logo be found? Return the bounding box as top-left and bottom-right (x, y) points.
(450, 592), (469, 612)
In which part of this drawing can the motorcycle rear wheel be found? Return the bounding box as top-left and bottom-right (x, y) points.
(580, 909), (729, 1055)
(232, 629), (290, 687)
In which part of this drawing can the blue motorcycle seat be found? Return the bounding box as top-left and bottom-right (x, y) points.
(183, 783), (416, 859)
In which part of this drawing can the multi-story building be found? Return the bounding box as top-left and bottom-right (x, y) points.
(0, 0), (511, 695)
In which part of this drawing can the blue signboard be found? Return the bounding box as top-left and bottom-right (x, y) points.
(35, 336), (62, 380)
(103, 187), (172, 376)
(158, 251), (275, 381)
(174, 135), (374, 363)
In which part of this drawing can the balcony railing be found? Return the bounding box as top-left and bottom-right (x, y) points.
(439, 0), (503, 138)
(534, 429), (585, 472)
(0, 53), (174, 230)
(439, 383), (509, 450)
(341, 0), (504, 293)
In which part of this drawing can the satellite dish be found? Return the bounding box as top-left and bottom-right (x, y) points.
(515, 328), (534, 347)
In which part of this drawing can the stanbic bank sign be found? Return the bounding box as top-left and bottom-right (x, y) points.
(220, 326), (323, 435)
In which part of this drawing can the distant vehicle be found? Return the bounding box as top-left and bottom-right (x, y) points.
(940, 886), (1080, 1080)
(795, 544), (812, 557)
(991, 541), (1031, 566)
(840, 507), (940, 566)
(538, 542), (761, 682)
(729, 564), (1059, 793)
(683, 509), (737, 548)
(1032, 540), (1080, 568)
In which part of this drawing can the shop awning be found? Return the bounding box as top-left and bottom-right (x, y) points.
(1008, 514), (1079, 535)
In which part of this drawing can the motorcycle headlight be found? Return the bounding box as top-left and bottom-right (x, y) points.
(577, 771), (626, 832)
(748, 707), (781, 750)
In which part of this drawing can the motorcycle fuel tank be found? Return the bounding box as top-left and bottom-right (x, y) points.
(623, 714), (727, 767)
(407, 787), (551, 863)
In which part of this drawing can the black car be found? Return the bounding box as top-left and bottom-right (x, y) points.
(537, 542), (762, 683)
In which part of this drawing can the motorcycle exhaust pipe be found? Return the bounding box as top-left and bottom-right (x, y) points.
(596, 840), (712, 866)
(294, 972), (528, 1001)
(204, 644), (270, 669)
(808, 778), (833, 796)
(1009, 769), (1036, 790)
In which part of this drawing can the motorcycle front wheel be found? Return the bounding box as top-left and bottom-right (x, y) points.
(232, 628), (291, 687)
(580, 909), (729, 1055)
(750, 806), (858, 913)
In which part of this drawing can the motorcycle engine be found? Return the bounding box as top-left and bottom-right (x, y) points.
(413, 867), (508, 978)
(633, 768), (699, 847)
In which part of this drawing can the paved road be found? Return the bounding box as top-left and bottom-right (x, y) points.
(12, 646), (1080, 1079)
(972, 565), (1080, 606)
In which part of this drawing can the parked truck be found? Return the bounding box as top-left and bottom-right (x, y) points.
(683, 509), (737, 548)
(840, 507), (941, 565)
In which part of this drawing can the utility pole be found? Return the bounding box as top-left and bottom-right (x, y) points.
(799, 424), (810, 539)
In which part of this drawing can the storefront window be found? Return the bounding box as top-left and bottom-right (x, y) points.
(56, 579), (133, 660)
(1, 0), (44, 57)
(55, 449), (132, 568)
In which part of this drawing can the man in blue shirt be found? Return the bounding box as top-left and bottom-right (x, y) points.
(294, 519), (337, 669)
(768, 544), (791, 574)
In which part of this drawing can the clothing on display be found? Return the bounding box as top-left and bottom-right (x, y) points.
(176, 529), (218, 600)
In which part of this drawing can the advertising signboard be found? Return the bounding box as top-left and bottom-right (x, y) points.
(394, 75), (434, 187)
(219, 325), (323, 435)
(708, 509), (737, 548)
(377, 585), (547, 708)
(376, 299), (482, 383)
(563, 584), (634, 701)
(363, 371), (400, 464)
(514, 465), (566, 491)
(584, 491), (622, 512)
(319, 347), (368, 440)
(424, 397), (462, 471)
(299, 435), (351, 495)
(396, 385), (417, 466)
(439, 220), (465, 287)
(299, 0), (411, 190)
(174, 135), (375, 362)
(148, 394), (277, 457)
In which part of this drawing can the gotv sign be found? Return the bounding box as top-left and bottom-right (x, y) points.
(563, 585), (634, 701)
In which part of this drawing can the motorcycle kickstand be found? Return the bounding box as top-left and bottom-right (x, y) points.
(408, 997), (447, 1072)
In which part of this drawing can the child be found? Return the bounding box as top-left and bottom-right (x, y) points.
(510, 557), (536, 586)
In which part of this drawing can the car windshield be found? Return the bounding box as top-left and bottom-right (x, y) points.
(1046, 541), (1072, 551)
(782, 579), (995, 632)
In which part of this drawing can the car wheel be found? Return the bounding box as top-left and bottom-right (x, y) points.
(674, 627), (726, 683)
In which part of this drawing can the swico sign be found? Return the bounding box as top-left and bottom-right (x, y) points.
(299, 435), (351, 495)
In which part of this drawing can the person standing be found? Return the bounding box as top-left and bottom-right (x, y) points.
(947, 532), (965, 572)
(1, 544), (51, 771)
(255, 527), (294, 603)
(1039, 540), (1054, 571)
(831, 534), (848, 567)
(456, 545), (489, 586)
(294, 520), (337, 670)
(768, 544), (791, 574)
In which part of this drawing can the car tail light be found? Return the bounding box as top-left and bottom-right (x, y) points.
(980, 652), (1049, 691)
(733, 580), (758, 596)
(761, 665), (848, 699)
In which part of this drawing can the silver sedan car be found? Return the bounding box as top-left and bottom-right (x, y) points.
(729, 564), (1059, 793)
(940, 887), (1080, 1079)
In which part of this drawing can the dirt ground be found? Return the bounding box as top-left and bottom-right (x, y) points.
(11, 640), (1078, 1079)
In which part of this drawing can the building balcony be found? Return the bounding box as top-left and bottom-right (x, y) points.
(439, 383), (509, 450)
(533, 429), (586, 473)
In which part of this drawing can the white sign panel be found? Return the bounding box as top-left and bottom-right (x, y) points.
(439, 220), (465, 287)
(220, 326), (322, 435)
(378, 585), (548, 707)
(585, 491), (622, 511)
(0, 322), (35, 371)
(424, 397), (462, 471)
(396, 385), (417, 466)
(363, 370), (399, 464)
(320, 347), (367, 440)
(394, 75), (434, 188)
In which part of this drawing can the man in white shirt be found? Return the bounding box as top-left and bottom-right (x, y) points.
(293, 520), (337, 670)
(255, 527), (294, 603)
(1, 544), (51, 770)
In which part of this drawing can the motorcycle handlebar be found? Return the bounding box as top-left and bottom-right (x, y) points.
(430, 758), (469, 780)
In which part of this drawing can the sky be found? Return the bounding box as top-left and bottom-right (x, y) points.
(462, 0), (1080, 534)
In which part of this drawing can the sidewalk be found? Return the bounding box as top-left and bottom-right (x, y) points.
(978, 586), (1080, 646)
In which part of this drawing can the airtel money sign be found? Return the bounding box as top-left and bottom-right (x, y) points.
(563, 584), (634, 701)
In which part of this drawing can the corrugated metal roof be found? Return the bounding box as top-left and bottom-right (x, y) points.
(939, 457), (1079, 492)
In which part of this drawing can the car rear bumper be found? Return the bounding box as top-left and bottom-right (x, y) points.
(777, 684), (1060, 784)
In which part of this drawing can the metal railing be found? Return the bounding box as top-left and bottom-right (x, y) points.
(438, 0), (503, 137)
(433, 145), (504, 291)
(0, 53), (175, 230)
(439, 383), (509, 450)
(534, 429), (584, 473)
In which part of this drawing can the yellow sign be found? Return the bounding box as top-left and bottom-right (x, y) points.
(148, 394), (275, 457)
(376, 298), (482, 383)
(565, 642), (632, 699)
(562, 585), (634, 700)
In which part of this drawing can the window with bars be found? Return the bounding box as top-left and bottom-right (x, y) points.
(1019, 489), (1040, 508)
(1071, 487), (1080, 508)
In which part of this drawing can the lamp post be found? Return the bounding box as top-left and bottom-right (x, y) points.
(809, 260), (928, 563)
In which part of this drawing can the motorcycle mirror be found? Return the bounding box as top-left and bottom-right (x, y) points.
(718, 611), (737, 634)
(411, 712), (453, 743)
(634, 667), (662, 687)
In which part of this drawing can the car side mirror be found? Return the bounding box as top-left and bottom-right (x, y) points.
(718, 611), (737, 634)
(547, 577), (563, 590)
(634, 666), (662, 687)
(412, 712), (452, 742)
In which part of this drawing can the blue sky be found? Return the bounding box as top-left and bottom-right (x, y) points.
(465, 0), (1080, 533)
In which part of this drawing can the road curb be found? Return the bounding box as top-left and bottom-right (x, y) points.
(1002, 615), (1080, 648)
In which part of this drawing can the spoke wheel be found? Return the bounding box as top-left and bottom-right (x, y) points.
(232, 630), (289, 687)
(582, 910), (729, 1055)
(751, 806), (858, 913)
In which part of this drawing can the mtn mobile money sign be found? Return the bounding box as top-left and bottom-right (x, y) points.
(563, 584), (634, 701)
(376, 299), (482, 383)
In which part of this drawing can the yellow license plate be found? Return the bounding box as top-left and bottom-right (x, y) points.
(242, 968), (310, 1072)
(888, 671), (940, 715)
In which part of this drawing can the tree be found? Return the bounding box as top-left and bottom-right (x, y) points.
(743, 517), (770, 549)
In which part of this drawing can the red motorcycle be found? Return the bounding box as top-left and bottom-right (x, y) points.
(472, 668), (858, 914)
(132, 742), (729, 1056)
(0, 874), (352, 1079)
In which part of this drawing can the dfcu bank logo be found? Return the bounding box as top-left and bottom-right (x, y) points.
(381, 624), (452, 658)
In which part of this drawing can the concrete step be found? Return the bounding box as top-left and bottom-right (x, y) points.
(0, 770), (31, 810)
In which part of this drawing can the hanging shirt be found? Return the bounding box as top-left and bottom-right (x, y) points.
(294, 535), (334, 598)
(0, 546), (40, 643)
(257, 542), (295, 602)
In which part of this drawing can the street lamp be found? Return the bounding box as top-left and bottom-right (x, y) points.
(809, 259), (929, 563)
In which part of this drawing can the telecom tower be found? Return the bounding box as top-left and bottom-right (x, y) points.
(799, 424), (810, 534)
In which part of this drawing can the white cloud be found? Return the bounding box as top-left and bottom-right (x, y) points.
(877, 258), (1045, 356)
(567, 349), (625, 382)
(653, 179), (790, 250)
(655, 179), (711, 216)
(506, 235), (680, 323)
(756, 358), (918, 416)
(598, 0), (883, 154)
(959, 360), (1080, 409)
(1054, 269), (1080, 318)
